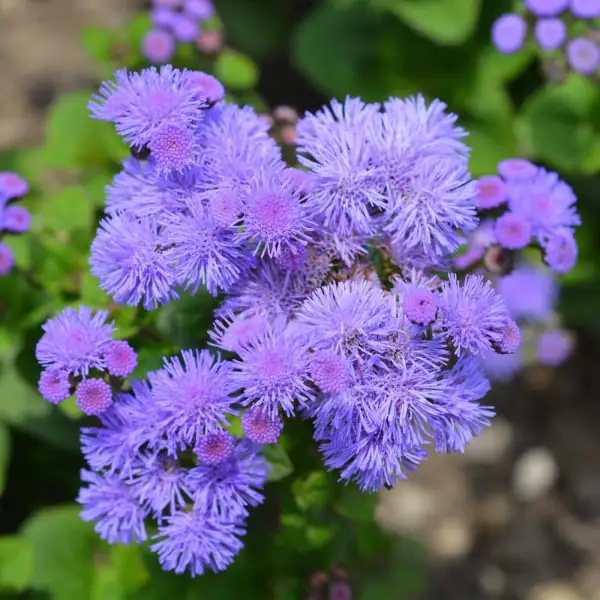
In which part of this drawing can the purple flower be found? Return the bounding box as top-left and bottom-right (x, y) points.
(104, 340), (138, 378)
(543, 229), (578, 273)
(2, 205), (31, 233)
(0, 243), (14, 275)
(81, 381), (160, 473)
(0, 172), (28, 201)
(309, 350), (351, 395)
(187, 439), (268, 519)
(162, 202), (249, 295)
(238, 172), (314, 259)
(480, 349), (523, 382)
(296, 98), (384, 236)
(76, 378), (114, 416)
(195, 431), (235, 465)
(208, 186), (244, 228)
(566, 37), (600, 74)
(171, 13), (199, 42)
(536, 329), (573, 366)
(498, 265), (558, 321)
(570, 0), (600, 18)
(294, 280), (393, 359)
(231, 328), (313, 417)
(383, 154), (478, 261)
(185, 72), (225, 105)
(209, 311), (269, 353)
(184, 0), (214, 20)
(524, 0), (569, 16)
(534, 18), (566, 51)
(241, 406), (283, 444)
(89, 66), (207, 148)
(128, 454), (190, 515)
(142, 29), (175, 64)
(437, 274), (511, 356)
(151, 7), (177, 29)
(492, 14), (528, 54)
(90, 213), (177, 310)
(38, 369), (71, 404)
(476, 175), (507, 209)
(151, 509), (245, 576)
(78, 469), (149, 544)
(403, 288), (437, 325)
(497, 158), (537, 181)
(150, 350), (237, 451)
(495, 213), (532, 249)
(36, 306), (114, 376)
(507, 168), (579, 238)
(495, 318), (521, 354)
(148, 123), (196, 172)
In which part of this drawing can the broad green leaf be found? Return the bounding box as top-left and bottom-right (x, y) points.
(467, 120), (518, 177)
(58, 395), (83, 420)
(0, 359), (49, 426)
(386, 0), (481, 45)
(21, 505), (96, 600)
(213, 0), (287, 57)
(306, 524), (335, 548)
(0, 536), (34, 591)
(517, 77), (597, 172)
(91, 545), (150, 600)
(81, 272), (110, 308)
(0, 423), (10, 495)
(81, 26), (114, 70)
(214, 49), (260, 90)
(292, 5), (387, 99)
(292, 471), (330, 512)
(335, 484), (379, 522)
(38, 185), (93, 233)
(262, 444), (294, 481)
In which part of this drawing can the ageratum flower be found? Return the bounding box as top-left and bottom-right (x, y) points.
(437, 274), (510, 356)
(187, 438), (268, 520)
(90, 213), (178, 310)
(151, 509), (245, 577)
(231, 327), (313, 417)
(89, 66), (207, 148)
(162, 201), (250, 295)
(78, 469), (149, 544)
(36, 306), (114, 377)
(296, 98), (385, 236)
(294, 280), (393, 359)
(150, 350), (237, 452)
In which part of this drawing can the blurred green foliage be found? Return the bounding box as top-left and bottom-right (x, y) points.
(1, 0), (600, 597)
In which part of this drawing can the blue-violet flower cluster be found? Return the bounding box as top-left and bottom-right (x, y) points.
(0, 171), (30, 276)
(34, 65), (578, 578)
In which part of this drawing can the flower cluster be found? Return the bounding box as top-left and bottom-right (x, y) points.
(0, 171), (30, 276)
(35, 64), (546, 576)
(143, 0), (219, 64)
(458, 158), (580, 276)
(492, 0), (600, 76)
(36, 307), (138, 414)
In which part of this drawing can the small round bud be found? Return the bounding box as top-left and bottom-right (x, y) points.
(76, 378), (113, 416)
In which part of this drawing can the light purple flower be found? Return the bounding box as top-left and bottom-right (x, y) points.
(492, 14), (528, 54)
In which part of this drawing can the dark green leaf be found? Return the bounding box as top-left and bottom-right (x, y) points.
(335, 484), (378, 522)
(292, 471), (330, 512)
(385, 0), (481, 45)
(263, 444), (294, 481)
(0, 423), (10, 496)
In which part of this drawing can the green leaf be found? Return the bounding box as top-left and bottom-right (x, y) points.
(335, 484), (379, 522)
(81, 272), (110, 308)
(81, 26), (114, 69)
(292, 5), (387, 99)
(386, 0), (481, 45)
(38, 185), (93, 233)
(213, 0), (287, 57)
(292, 471), (330, 512)
(0, 536), (34, 591)
(21, 505), (96, 600)
(214, 49), (259, 90)
(0, 423), (10, 496)
(91, 545), (150, 600)
(517, 75), (598, 171)
(58, 395), (83, 421)
(262, 444), (294, 481)
(467, 120), (518, 177)
(0, 359), (49, 426)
